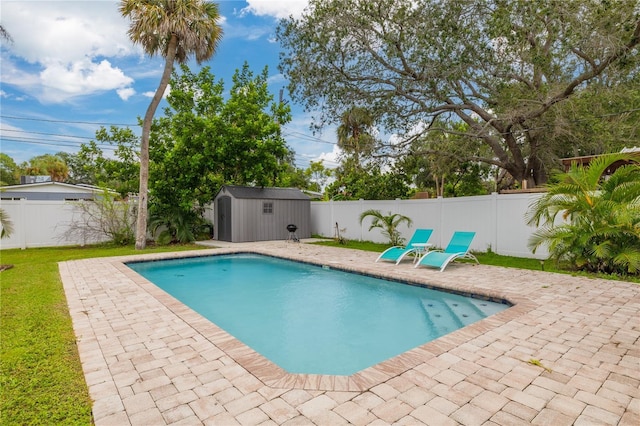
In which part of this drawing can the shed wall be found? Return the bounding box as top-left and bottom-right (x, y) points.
(229, 198), (310, 242)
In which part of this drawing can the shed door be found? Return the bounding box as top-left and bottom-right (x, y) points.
(217, 196), (232, 241)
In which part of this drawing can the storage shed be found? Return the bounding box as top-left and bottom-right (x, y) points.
(214, 185), (311, 242)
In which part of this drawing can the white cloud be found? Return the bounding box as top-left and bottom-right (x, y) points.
(2, 1), (134, 64)
(38, 59), (133, 103)
(219, 20), (273, 41)
(241, 0), (309, 19)
(1, 1), (137, 104)
(142, 84), (170, 99)
(314, 145), (342, 168)
(117, 87), (136, 101)
(267, 73), (286, 86)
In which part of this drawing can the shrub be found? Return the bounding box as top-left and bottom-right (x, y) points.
(65, 190), (135, 245)
(527, 153), (640, 276)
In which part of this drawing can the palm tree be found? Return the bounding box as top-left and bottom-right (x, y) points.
(336, 107), (375, 166)
(120, 0), (223, 249)
(0, 209), (13, 239)
(0, 25), (13, 43)
(527, 152), (640, 275)
(359, 209), (413, 246)
(0, 209), (14, 271)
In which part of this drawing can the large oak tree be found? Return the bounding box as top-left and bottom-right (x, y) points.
(278, 0), (640, 188)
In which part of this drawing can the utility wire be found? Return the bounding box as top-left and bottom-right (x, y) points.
(5, 107), (636, 166)
(2, 137), (331, 170)
(2, 129), (95, 140)
(0, 115), (139, 127)
(3, 107), (638, 132)
(1, 137), (119, 150)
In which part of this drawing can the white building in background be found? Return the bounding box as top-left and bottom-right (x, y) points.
(1, 181), (112, 201)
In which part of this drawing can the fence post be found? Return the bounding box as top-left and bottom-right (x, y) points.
(329, 199), (335, 238)
(491, 192), (498, 253)
(359, 199), (364, 241)
(437, 195), (443, 248)
(19, 198), (26, 250)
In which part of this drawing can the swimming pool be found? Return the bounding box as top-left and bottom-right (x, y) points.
(128, 253), (508, 375)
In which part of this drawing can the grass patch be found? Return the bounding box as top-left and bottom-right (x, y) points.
(0, 243), (207, 425)
(311, 238), (639, 282)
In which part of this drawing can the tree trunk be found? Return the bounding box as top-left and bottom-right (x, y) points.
(135, 35), (178, 250)
(529, 155), (548, 187)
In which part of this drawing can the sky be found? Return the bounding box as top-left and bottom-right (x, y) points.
(0, 0), (342, 169)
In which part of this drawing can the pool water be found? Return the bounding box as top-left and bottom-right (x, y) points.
(128, 253), (507, 375)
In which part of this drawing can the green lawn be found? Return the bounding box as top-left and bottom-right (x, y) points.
(0, 243), (208, 426)
(312, 238), (640, 283)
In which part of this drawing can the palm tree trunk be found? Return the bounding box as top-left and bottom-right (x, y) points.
(135, 35), (178, 250)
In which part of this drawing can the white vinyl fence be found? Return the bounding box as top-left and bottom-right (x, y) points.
(311, 192), (548, 259)
(0, 199), (111, 249)
(1, 193), (548, 259)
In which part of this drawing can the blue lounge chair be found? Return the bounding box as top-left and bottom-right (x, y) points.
(415, 231), (479, 272)
(376, 229), (433, 264)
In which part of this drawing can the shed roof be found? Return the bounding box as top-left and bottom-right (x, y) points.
(217, 185), (310, 200)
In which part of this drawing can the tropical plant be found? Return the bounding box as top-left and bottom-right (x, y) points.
(149, 204), (211, 244)
(120, 0), (223, 250)
(0, 209), (14, 239)
(359, 209), (413, 246)
(526, 152), (640, 275)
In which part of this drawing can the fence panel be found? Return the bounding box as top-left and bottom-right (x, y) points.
(0, 200), (110, 249)
(1, 194), (548, 259)
(495, 193), (542, 257)
(310, 193), (548, 259)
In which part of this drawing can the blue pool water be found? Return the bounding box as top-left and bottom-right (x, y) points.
(128, 254), (508, 375)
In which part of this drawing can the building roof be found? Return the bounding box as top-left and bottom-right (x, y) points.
(560, 147), (639, 173)
(217, 185), (310, 201)
(1, 181), (112, 194)
(0, 182), (118, 200)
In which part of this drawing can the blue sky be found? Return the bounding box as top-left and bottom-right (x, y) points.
(0, 0), (341, 169)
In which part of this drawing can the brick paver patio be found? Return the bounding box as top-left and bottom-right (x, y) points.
(59, 240), (640, 425)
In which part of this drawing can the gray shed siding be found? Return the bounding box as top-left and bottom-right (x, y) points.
(214, 186), (311, 242)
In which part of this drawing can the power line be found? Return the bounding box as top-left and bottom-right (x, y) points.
(2, 129), (95, 140)
(1, 137), (119, 151)
(282, 127), (337, 145)
(3, 107), (638, 131)
(0, 115), (139, 127)
(1, 137), (335, 170)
